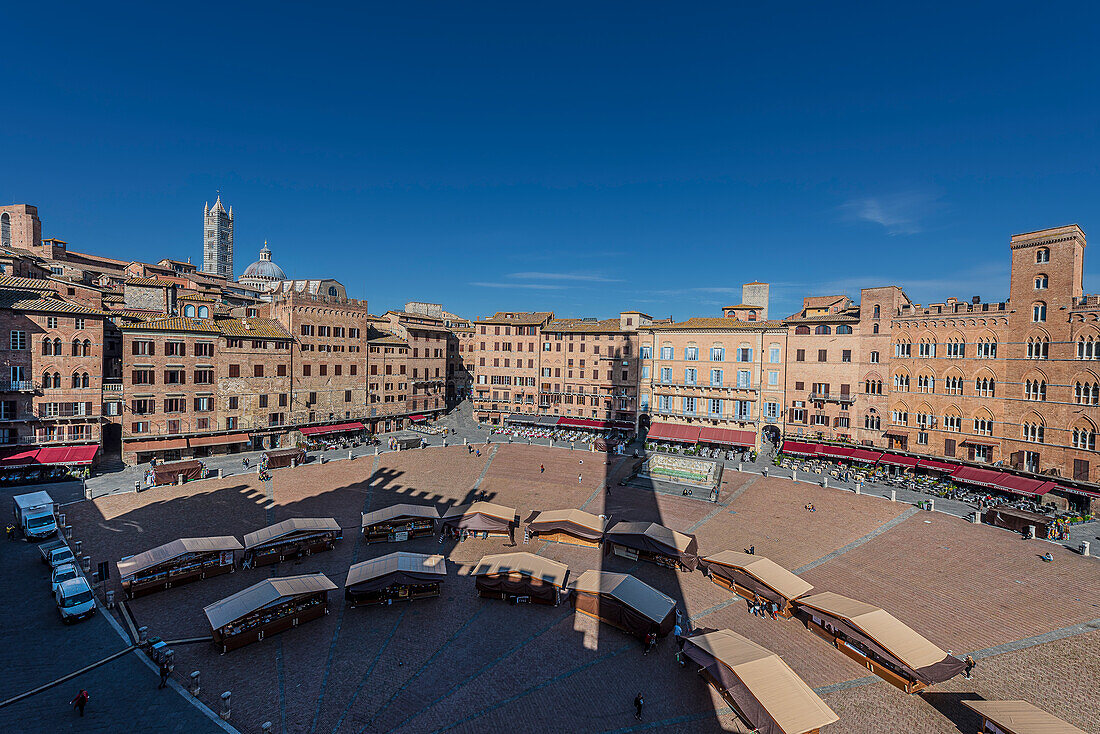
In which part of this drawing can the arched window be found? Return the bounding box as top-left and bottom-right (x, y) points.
(872, 324), (879, 334)
(863, 413), (881, 430)
(71, 338), (80, 356)
(1033, 302), (1047, 322)
(0, 213), (10, 249)
(814, 325), (831, 335)
(198, 306), (209, 318)
(1073, 423), (1097, 451)
(183, 304), (196, 317)
(973, 415), (994, 436)
(944, 374), (963, 395)
(1024, 379), (1047, 401)
(746, 310), (757, 321)
(1074, 380), (1100, 405)
(794, 325), (810, 335)
(917, 374), (935, 393)
(52, 372), (61, 389)
(328, 286), (338, 296)
(893, 373), (910, 391)
(872, 305), (880, 318)
(836, 325), (852, 334)
(82, 339), (91, 356)
(53, 338), (62, 355)
(1028, 336), (1049, 359)
(918, 338), (936, 358)
(41, 338), (51, 356)
(943, 411), (962, 432)
(1035, 274), (1048, 290)
(82, 372), (90, 388)
(976, 337), (997, 359)
(894, 340), (911, 358)
(42, 371), (51, 388)
(1022, 421), (1045, 444)
(71, 372), (80, 389)
(975, 377), (996, 397)
(1036, 247), (1050, 263)
(1077, 335), (1098, 360)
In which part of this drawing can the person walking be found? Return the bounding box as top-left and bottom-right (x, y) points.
(643, 632), (656, 655)
(964, 655), (976, 679)
(673, 622), (684, 650)
(540, 464), (544, 473)
(633, 693), (644, 720)
(70, 688), (89, 717)
(158, 660), (171, 689)
(578, 474), (582, 485)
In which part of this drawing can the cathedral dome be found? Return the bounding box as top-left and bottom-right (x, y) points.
(240, 243), (287, 283)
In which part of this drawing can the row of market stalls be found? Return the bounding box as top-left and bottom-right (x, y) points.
(646, 422), (756, 449)
(115, 518), (343, 598)
(146, 447), (306, 487)
(781, 440), (1099, 513)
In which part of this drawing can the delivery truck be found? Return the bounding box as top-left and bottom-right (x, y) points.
(13, 491), (57, 540)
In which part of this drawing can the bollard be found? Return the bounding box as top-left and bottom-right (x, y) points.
(928, 499), (935, 512)
(138, 626), (149, 645)
(216, 467), (223, 479)
(890, 489), (896, 502)
(1027, 524), (1035, 539)
(220, 691), (231, 722)
(177, 473), (185, 485)
(190, 671), (201, 695)
(82, 556), (91, 572)
(375, 447), (379, 456)
(571, 442), (575, 450)
(972, 511), (980, 524)
(762, 466), (769, 478)
(291, 459), (297, 468)
(262, 723), (273, 733)
(738, 462), (743, 473)
(135, 480), (141, 493)
(1081, 541), (1091, 557)
(822, 477), (828, 488)
(74, 540), (82, 557)
(58, 512), (66, 527)
(443, 439), (447, 447)
(106, 590), (115, 609)
(349, 450), (353, 460)
(64, 525), (73, 539)
(855, 483), (861, 495)
(463, 438), (468, 446)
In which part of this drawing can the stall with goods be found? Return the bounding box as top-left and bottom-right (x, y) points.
(962, 700), (1086, 734)
(361, 504), (440, 544)
(568, 570), (675, 639)
(153, 459), (205, 486)
(345, 552), (447, 606)
(204, 573), (336, 653)
(792, 591), (964, 693)
(525, 508), (607, 548)
(472, 552), (569, 606)
(242, 518), (342, 568)
(264, 447), (306, 469)
(681, 628), (839, 734)
(437, 501), (518, 540)
(117, 536), (242, 599)
(604, 521), (699, 571)
(699, 551), (813, 618)
(981, 506), (1054, 538)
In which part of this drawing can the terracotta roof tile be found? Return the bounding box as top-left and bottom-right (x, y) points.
(647, 317), (785, 331)
(214, 318), (292, 339)
(478, 311), (554, 325)
(119, 317), (222, 333)
(544, 318), (625, 333)
(0, 276), (55, 291)
(125, 277), (169, 287)
(0, 291), (107, 316)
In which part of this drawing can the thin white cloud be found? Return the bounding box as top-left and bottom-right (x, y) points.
(507, 272), (623, 283)
(842, 191), (941, 235)
(469, 281), (568, 290)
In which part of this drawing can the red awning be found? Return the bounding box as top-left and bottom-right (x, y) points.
(848, 448), (884, 464)
(878, 453), (919, 468)
(781, 440), (818, 456)
(816, 445), (854, 460)
(125, 438), (188, 453)
(556, 417), (608, 429)
(299, 422), (366, 436)
(0, 448), (42, 467)
(698, 427), (755, 447)
(610, 420), (635, 430)
(410, 414), (426, 422)
(950, 465), (1007, 488)
(646, 422), (700, 443)
(994, 474), (1053, 497)
(1047, 483), (1100, 498)
(917, 458), (960, 473)
(188, 433), (250, 448)
(35, 445), (99, 466)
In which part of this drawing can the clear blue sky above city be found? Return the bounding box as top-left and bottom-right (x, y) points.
(3, 3), (1099, 319)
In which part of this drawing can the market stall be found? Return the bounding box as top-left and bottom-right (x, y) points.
(152, 459), (205, 486)
(264, 447), (306, 469)
(204, 573), (337, 653)
(681, 628), (839, 734)
(471, 552), (570, 606)
(792, 591), (964, 693)
(437, 501), (518, 540)
(962, 700), (1087, 734)
(344, 552), (447, 607)
(242, 518), (342, 568)
(568, 570), (676, 639)
(604, 521), (699, 571)
(699, 551), (813, 617)
(362, 503), (440, 544)
(525, 508), (607, 548)
(981, 506), (1054, 538)
(116, 536), (242, 599)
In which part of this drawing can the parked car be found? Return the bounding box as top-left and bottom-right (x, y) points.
(51, 563), (81, 596)
(56, 576), (96, 623)
(39, 539), (75, 568)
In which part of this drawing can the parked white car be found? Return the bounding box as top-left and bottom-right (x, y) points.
(51, 563), (81, 595)
(56, 577), (96, 623)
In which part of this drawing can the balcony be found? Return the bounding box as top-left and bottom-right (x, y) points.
(654, 379), (757, 391)
(809, 392), (856, 404)
(0, 381), (37, 392)
(653, 406), (756, 423)
(38, 406), (98, 419)
(102, 380), (123, 393)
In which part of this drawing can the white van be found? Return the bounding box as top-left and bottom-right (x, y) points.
(56, 577), (96, 623)
(51, 563), (81, 595)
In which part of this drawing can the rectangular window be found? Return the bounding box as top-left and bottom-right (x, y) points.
(710, 347), (724, 361)
(768, 370), (779, 386)
(228, 364), (240, 378)
(228, 397), (238, 410)
(165, 341), (186, 357)
(74, 318), (85, 330)
(796, 349), (805, 362)
(737, 370), (751, 388)
(193, 369), (214, 385)
(709, 398), (722, 415)
(641, 365), (650, 379)
(194, 397), (213, 412)
(131, 340), (153, 356)
(685, 368), (697, 385)
(195, 342), (214, 357)
(711, 369), (723, 386)
(870, 351), (879, 363)
(660, 346), (673, 360)
(254, 364), (264, 378)
(164, 398), (186, 413)
(769, 346), (780, 363)
(259, 395), (268, 408)
(164, 370), (185, 385)
(817, 349), (827, 362)
(277, 364), (287, 377)
(131, 370), (155, 385)
(842, 349), (851, 363)
(683, 396), (696, 414)
(640, 345), (652, 359)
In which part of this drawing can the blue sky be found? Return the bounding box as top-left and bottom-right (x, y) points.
(3, 3), (1099, 319)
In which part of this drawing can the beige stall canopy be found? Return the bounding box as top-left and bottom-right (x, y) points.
(346, 553), (448, 586)
(528, 509), (607, 534)
(568, 571), (674, 624)
(116, 536), (243, 578)
(608, 521), (695, 552)
(471, 552), (569, 587)
(796, 591), (949, 670)
(702, 551), (814, 600)
(441, 501), (517, 521)
(204, 574), (337, 631)
(962, 700), (1086, 734)
(243, 518), (340, 549)
(688, 629), (839, 734)
(361, 503), (440, 527)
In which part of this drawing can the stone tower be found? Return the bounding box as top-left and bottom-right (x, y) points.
(202, 194), (234, 278)
(0, 204), (43, 250)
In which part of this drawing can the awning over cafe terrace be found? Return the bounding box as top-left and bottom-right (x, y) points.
(949, 466), (1058, 498)
(0, 445), (99, 467)
(188, 433), (250, 448)
(299, 422), (366, 437)
(646, 422), (701, 443)
(698, 427), (755, 447)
